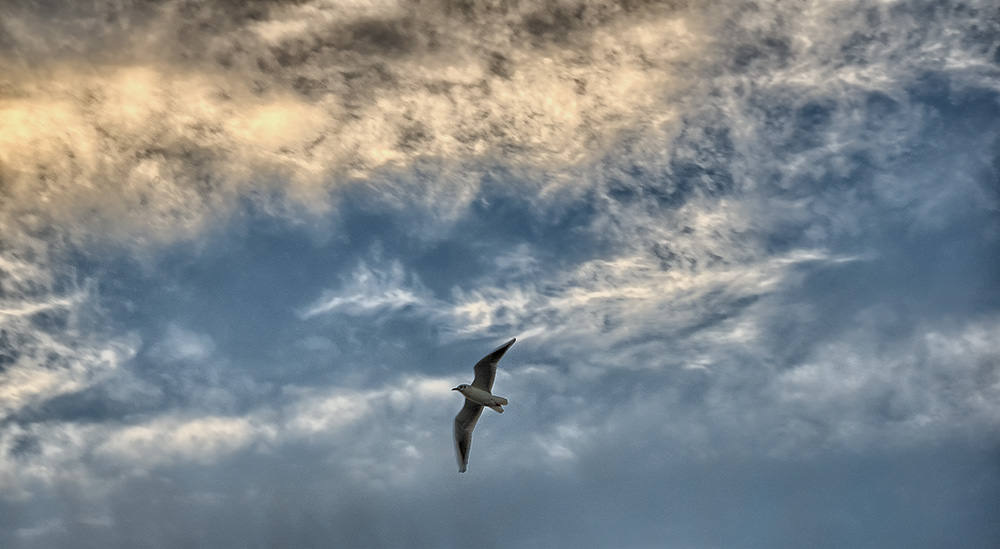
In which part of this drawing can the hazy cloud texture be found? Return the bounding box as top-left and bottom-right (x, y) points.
(1, 0), (998, 547)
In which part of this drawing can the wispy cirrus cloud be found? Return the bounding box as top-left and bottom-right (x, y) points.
(0, 228), (139, 422)
(298, 260), (430, 319)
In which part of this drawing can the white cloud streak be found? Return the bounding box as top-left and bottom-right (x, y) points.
(299, 260), (430, 318)
(0, 374), (460, 498)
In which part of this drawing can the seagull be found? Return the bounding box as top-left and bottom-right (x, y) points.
(452, 337), (515, 473)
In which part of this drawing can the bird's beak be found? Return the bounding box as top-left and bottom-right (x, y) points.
(451, 387), (459, 391)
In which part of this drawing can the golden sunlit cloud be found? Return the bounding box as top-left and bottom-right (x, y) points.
(0, 1), (707, 243)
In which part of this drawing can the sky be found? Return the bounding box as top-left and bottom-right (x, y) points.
(0, 0), (998, 547)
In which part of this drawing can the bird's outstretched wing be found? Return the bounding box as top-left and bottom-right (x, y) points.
(454, 399), (484, 473)
(471, 337), (516, 392)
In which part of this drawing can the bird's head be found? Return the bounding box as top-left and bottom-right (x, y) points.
(452, 384), (469, 392)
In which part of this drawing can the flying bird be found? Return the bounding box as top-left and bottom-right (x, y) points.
(452, 337), (515, 473)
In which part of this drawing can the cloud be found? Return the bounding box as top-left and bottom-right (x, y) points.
(0, 0), (712, 248)
(0, 372), (460, 499)
(0, 231), (139, 421)
(773, 317), (1000, 451)
(95, 415), (264, 468)
(1, 0), (999, 546)
(150, 324), (215, 363)
(299, 260), (430, 319)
